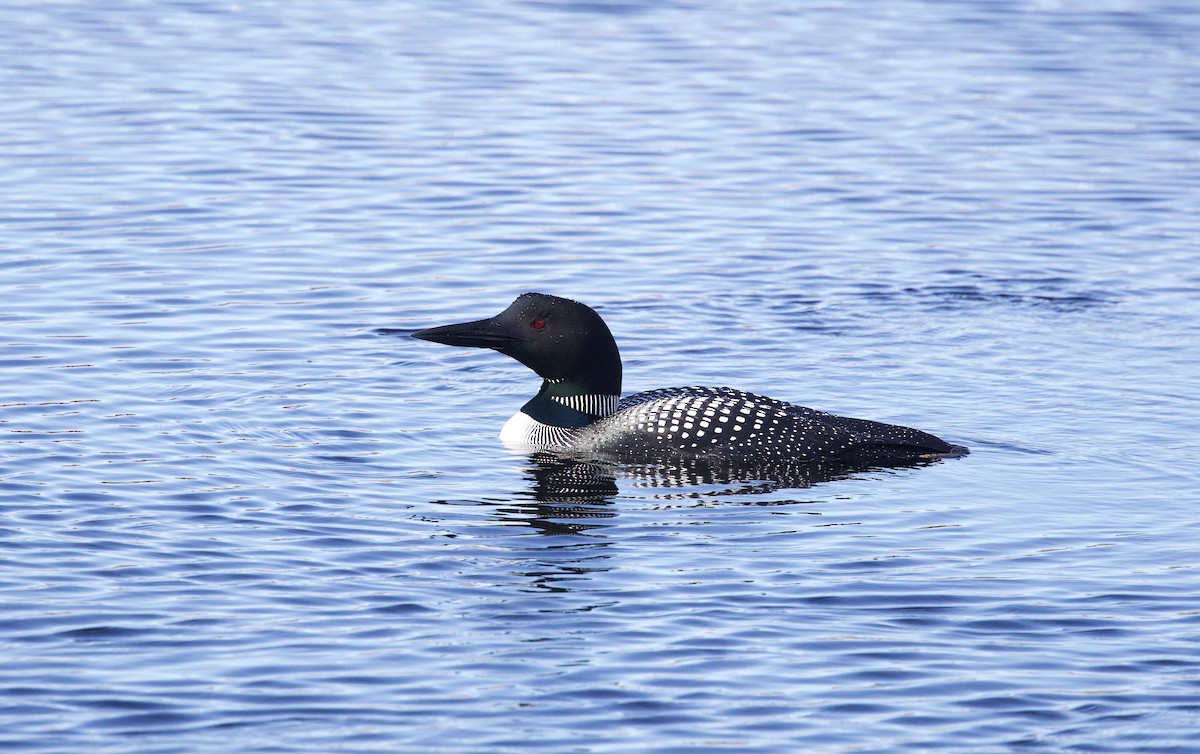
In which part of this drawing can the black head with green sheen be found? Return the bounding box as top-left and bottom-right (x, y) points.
(411, 293), (622, 396)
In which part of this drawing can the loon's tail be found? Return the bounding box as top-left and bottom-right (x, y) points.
(939, 444), (970, 458)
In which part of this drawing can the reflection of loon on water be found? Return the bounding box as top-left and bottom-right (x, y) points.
(404, 292), (967, 484)
(496, 455), (842, 538)
(524, 453), (900, 499)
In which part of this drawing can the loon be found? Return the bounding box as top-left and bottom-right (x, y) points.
(409, 293), (967, 470)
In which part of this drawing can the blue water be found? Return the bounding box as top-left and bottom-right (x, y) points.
(3, 0), (1199, 751)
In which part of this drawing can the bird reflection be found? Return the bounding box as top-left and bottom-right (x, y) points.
(503, 455), (620, 535)
(519, 451), (940, 503)
(497, 453), (948, 535)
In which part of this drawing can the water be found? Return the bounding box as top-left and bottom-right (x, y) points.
(3, 0), (1199, 751)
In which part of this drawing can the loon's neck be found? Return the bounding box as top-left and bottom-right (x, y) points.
(521, 379), (620, 429)
(500, 379), (619, 451)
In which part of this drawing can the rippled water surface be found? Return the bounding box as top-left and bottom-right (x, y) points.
(4, 1), (1199, 751)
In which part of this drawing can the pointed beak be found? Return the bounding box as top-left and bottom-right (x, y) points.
(411, 317), (520, 349)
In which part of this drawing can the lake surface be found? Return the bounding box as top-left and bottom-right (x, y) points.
(3, 0), (1199, 751)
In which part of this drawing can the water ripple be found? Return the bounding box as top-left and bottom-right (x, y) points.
(2, 0), (1199, 752)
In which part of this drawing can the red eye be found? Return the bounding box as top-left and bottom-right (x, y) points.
(531, 318), (546, 331)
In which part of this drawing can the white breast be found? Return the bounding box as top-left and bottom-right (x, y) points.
(499, 411), (576, 451)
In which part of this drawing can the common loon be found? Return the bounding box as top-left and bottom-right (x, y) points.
(409, 293), (968, 470)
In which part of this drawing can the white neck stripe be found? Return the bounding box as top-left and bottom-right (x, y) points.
(550, 394), (619, 416)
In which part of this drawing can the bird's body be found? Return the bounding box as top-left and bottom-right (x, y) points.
(408, 293), (967, 473)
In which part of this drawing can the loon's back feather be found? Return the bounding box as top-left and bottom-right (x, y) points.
(574, 386), (961, 466)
